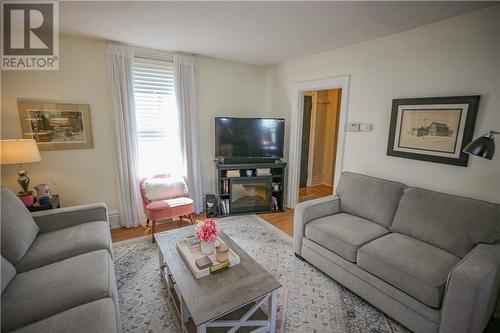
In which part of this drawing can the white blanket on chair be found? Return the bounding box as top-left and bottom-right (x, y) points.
(143, 177), (188, 201)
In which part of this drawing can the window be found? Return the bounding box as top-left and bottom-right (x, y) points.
(133, 55), (182, 177)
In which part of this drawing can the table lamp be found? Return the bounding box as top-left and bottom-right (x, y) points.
(0, 139), (42, 193)
(463, 130), (499, 160)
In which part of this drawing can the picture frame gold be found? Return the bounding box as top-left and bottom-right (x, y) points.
(18, 101), (93, 151)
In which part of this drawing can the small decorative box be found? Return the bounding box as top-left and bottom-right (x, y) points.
(216, 244), (229, 263)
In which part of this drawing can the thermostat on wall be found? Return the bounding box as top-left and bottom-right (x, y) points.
(346, 122), (360, 132)
(360, 123), (372, 132)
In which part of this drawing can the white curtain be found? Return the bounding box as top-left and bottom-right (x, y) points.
(108, 43), (146, 227)
(174, 54), (203, 213)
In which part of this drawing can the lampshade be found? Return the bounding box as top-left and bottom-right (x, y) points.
(463, 132), (496, 160)
(0, 139), (42, 165)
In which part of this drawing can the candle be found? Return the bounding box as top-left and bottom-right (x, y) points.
(216, 244), (229, 263)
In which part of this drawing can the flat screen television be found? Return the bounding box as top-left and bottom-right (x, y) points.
(215, 117), (285, 159)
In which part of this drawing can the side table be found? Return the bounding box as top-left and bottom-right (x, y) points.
(28, 194), (60, 212)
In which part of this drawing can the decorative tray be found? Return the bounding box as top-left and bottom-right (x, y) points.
(176, 237), (240, 279)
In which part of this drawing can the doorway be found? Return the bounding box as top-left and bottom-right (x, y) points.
(286, 75), (350, 209)
(298, 89), (341, 203)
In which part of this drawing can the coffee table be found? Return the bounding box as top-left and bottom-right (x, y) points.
(155, 229), (282, 333)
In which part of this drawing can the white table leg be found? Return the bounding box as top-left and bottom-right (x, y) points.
(197, 324), (206, 333)
(268, 290), (278, 333)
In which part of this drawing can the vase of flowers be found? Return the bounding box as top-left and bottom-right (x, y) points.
(195, 218), (219, 255)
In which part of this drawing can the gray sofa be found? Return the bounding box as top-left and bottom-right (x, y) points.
(1, 187), (120, 333)
(294, 172), (500, 333)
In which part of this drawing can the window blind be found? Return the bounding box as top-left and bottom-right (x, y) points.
(133, 56), (175, 139)
(133, 55), (181, 177)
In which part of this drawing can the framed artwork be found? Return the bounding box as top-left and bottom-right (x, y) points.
(387, 96), (480, 166)
(18, 101), (93, 151)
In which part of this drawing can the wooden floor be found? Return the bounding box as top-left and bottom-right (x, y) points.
(260, 185), (332, 236)
(111, 215), (206, 243)
(299, 184), (333, 199)
(111, 185), (332, 243)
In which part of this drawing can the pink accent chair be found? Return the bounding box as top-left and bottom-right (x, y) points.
(139, 174), (195, 242)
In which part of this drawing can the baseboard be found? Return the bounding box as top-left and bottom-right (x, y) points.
(108, 210), (121, 229)
(311, 174), (324, 186)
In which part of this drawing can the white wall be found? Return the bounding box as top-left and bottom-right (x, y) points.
(2, 6), (498, 219)
(267, 6), (500, 203)
(1, 37), (120, 213)
(0, 36), (271, 219)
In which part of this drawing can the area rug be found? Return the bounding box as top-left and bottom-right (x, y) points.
(113, 215), (410, 333)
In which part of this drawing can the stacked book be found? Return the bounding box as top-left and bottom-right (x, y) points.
(226, 170), (240, 178)
(256, 168), (271, 176)
(220, 199), (230, 215)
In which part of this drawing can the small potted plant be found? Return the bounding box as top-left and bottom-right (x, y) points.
(18, 190), (35, 207)
(195, 218), (219, 255)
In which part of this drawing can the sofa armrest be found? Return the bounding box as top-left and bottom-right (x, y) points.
(293, 195), (341, 255)
(31, 203), (109, 233)
(440, 242), (500, 333)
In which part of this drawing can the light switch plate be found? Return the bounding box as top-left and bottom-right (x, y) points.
(360, 123), (371, 132)
(346, 122), (360, 132)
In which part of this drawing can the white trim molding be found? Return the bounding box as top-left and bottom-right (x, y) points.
(108, 210), (121, 230)
(287, 75), (351, 209)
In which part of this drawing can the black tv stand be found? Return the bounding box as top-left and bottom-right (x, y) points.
(215, 157), (283, 165)
(214, 160), (287, 217)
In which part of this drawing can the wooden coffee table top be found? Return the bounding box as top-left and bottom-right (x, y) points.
(155, 229), (282, 326)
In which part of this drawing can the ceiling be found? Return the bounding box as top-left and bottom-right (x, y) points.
(60, 1), (495, 65)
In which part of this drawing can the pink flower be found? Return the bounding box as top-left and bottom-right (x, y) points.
(195, 218), (219, 243)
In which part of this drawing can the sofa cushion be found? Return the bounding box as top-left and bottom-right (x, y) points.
(146, 196), (193, 211)
(15, 221), (112, 272)
(391, 187), (500, 258)
(305, 213), (389, 262)
(357, 233), (460, 308)
(1, 187), (39, 264)
(1, 255), (16, 294)
(335, 172), (406, 228)
(1, 250), (116, 332)
(9, 299), (117, 333)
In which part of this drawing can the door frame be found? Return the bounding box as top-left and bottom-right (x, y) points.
(301, 92), (315, 187)
(287, 75), (350, 209)
(304, 91), (316, 187)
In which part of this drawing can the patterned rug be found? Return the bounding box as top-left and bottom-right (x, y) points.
(113, 215), (409, 333)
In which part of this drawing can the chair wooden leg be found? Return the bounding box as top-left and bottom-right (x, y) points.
(146, 218), (150, 227)
(189, 213), (195, 224)
(151, 220), (156, 243)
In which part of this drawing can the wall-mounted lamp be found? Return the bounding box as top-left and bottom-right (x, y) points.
(463, 130), (499, 160)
